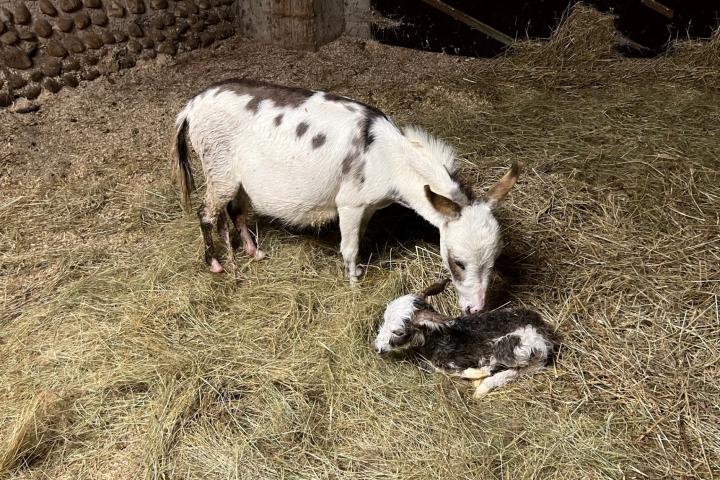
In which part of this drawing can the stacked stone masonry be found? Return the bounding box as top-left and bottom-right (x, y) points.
(0, 0), (237, 106)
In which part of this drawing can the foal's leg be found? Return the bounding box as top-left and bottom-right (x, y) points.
(457, 367), (491, 380)
(473, 369), (519, 399)
(228, 190), (264, 260)
(338, 206), (365, 282)
(438, 366), (491, 379)
(197, 202), (224, 274)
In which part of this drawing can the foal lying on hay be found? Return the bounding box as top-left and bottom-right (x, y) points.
(375, 279), (560, 398)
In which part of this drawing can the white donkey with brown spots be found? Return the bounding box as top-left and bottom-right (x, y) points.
(172, 79), (521, 313)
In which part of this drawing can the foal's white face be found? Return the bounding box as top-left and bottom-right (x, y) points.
(374, 294), (420, 355)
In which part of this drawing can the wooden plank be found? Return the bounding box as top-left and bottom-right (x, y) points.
(641, 0), (674, 19)
(419, 0), (514, 46)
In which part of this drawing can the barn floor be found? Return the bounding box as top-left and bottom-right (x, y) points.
(1, 9), (720, 479)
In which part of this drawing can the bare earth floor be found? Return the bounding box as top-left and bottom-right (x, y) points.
(1, 27), (719, 480)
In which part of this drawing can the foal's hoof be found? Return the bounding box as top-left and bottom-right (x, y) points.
(209, 258), (225, 274)
(254, 249), (266, 260)
(473, 383), (492, 399)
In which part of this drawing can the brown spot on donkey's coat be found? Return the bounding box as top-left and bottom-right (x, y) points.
(208, 78), (313, 113)
(324, 91), (388, 151)
(341, 135), (366, 184)
(312, 133), (326, 149)
(296, 122), (309, 138)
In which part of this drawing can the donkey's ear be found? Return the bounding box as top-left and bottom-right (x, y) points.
(485, 161), (523, 207)
(425, 185), (461, 219)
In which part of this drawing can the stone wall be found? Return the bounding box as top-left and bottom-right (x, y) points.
(0, 0), (357, 108)
(0, 0), (237, 107)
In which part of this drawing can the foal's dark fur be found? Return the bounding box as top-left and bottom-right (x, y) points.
(376, 279), (560, 397)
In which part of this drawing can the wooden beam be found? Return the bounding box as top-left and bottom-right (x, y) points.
(419, 0), (514, 46)
(641, 0), (674, 19)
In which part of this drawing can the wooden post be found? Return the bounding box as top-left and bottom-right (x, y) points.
(641, 0), (674, 19)
(238, 0), (345, 51)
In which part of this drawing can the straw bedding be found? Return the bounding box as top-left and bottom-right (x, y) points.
(1, 5), (718, 479)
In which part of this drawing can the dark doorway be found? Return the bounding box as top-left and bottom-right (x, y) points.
(369, 0), (720, 58)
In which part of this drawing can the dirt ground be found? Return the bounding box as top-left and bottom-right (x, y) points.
(1, 7), (720, 479)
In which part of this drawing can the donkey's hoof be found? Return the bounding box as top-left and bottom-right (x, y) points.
(254, 249), (266, 260)
(344, 263), (362, 282)
(209, 258), (225, 274)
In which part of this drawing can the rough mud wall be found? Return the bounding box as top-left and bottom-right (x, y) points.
(0, 0), (236, 107)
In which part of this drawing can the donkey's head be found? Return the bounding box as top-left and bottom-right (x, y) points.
(425, 162), (522, 314)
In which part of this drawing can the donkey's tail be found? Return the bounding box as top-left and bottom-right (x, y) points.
(172, 113), (195, 213)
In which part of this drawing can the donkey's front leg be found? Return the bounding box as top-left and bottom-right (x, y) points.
(338, 206), (366, 283)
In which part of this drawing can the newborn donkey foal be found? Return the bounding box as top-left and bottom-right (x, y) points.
(375, 280), (559, 398)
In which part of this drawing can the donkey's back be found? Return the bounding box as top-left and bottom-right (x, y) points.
(176, 79), (390, 223)
(172, 78), (397, 273)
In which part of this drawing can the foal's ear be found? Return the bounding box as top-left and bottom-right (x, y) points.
(412, 310), (451, 329)
(425, 185), (461, 219)
(418, 279), (451, 299)
(485, 161), (523, 207)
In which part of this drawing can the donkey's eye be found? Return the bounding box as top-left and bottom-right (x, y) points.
(454, 260), (466, 271)
(391, 329), (405, 336)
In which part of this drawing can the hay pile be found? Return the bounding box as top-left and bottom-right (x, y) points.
(510, 4), (619, 69)
(504, 3), (720, 87)
(1, 4), (719, 479)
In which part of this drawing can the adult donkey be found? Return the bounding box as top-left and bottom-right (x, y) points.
(173, 79), (521, 313)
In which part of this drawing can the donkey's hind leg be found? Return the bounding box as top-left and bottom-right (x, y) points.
(228, 188), (265, 260)
(197, 202), (224, 274)
(217, 209), (234, 269)
(198, 181), (238, 273)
